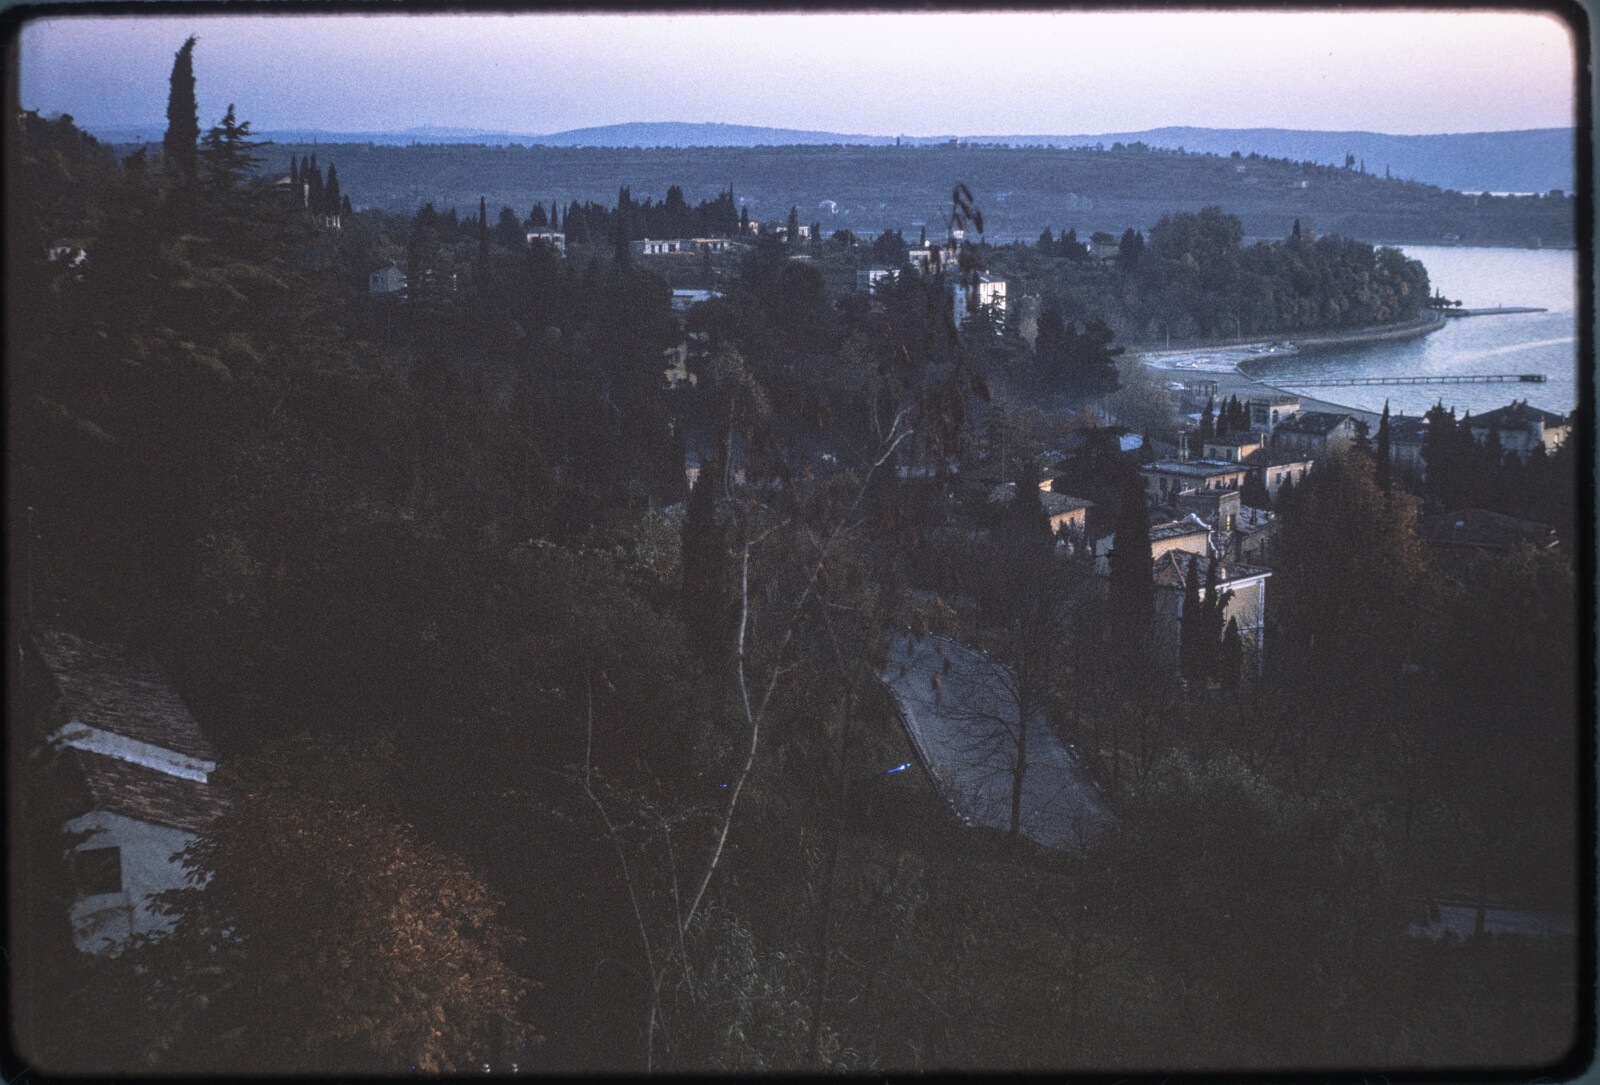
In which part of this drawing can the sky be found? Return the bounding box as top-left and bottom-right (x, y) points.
(16, 10), (1581, 138)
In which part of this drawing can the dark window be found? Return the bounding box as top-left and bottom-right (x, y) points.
(71, 847), (122, 897)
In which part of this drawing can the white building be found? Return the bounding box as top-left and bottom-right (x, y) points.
(525, 230), (567, 255)
(30, 631), (225, 954)
(950, 273), (1007, 328)
(857, 266), (896, 293)
(369, 261), (406, 294)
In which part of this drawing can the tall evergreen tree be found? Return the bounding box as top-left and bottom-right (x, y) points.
(1375, 399), (1393, 493)
(323, 164), (340, 216)
(1199, 396), (1215, 440)
(786, 205), (801, 244)
(478, 195), (489, 261)
(1220, 616), (1244, 691)
(163, 35), (200, 192)
(1109, 469), (1154, 637)
(198, 104), (267, 196)
(1179, 552), (1204, 683)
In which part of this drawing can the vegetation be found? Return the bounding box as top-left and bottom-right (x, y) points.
(10, 45), (1581, 1077)
(182, 138), (1578, 252)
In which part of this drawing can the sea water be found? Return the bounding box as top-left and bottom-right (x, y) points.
(1237, 245), (1583, 419)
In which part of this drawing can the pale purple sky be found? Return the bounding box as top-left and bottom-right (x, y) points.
(17, 10), (1581, 137)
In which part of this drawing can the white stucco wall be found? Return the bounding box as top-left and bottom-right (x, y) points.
(65, 810), (199, 953)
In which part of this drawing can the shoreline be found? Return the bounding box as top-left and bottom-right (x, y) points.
(1133, 311), (1453, 425)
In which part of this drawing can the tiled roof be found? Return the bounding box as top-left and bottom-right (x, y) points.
(1274, 411), (1353, 436)
(70, 748), (226, 833)
(1203, 432), (1262, 447)
(33, 631), (218, 763)
(1150, 518), (1210, 542)
(1152, 551), (1269, 591)
(1422, 508), (1559, 551)
(1469, 400), (1567, 429)
(1142, 459), (1249, 478)
(1388, 416), (1430, 443)
(1040, 492), (1093, 516)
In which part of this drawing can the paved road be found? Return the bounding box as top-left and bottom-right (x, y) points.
(879, 633), (1115, 850)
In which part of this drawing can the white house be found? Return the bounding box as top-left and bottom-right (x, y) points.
(1465, 400), (1569, 459)
(857, 266), (896, 293)
(369, 261), (406, 294)
(525, 230), (567, 255)
(950, 273), (1007, 328)
(31, 631), (225, 954)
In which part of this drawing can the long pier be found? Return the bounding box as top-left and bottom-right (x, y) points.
(1288, 373), (1546, 387)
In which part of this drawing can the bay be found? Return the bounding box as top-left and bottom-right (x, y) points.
(1235, 245), (1581, 419)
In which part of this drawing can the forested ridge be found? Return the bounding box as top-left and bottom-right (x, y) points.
(10, 74), (1583, 1076)
(206, 138), (1578, 250)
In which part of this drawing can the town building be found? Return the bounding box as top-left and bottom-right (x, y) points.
(26, 631), (225, 954)
(525, 229), (566, 255)
(1138, 456), (1251, 503)
(950, 273), (1007, 329)
(1247, 394), (1301, 437)
(368, 261), (406, 294)
(1202, 431), (1267, 464)
(1271, 411), (1359, 459)
(857, 266), (896, 293)
(1153, 552), (1272, 666)
(1465, 400), (1569, 459)
(1388, 414), (1430, 477)
(670, 288), (722, 313)
(1259, 454), (1313, 499)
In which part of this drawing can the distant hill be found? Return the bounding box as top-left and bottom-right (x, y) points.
(91, 121), (1574, 196)
(982, 127), (1576, 196)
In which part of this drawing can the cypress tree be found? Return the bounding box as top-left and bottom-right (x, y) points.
(324, 164), (341, 216)
(1179, 552), (1204, 682)
(1199, 396), (1215, 440)
(1109, 469), (1154, 637)
(289, 154), (298, 183)
(163, 35), (199, 191)
(478, 195), (489, 260)
(1220, 616), (1244, 691)
(307, 155), (323, 210)
(740, 205), (749, 234)
(340, 194), (352, 218)
(786, 205), (800, 243)
(1375, 399), (1393, 493)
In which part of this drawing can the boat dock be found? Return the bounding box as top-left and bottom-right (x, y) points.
(1288, 373), (1546, 387)
(1442, 307), (1547, 317)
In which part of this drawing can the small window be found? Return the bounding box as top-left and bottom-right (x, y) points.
(71, 846), (122, 897)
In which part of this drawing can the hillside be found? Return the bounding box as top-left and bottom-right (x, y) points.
(228, 141), (1573, 249)
(90, 122), (1575, 196)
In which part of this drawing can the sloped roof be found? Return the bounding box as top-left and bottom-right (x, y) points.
(1422, 508), (1559, 551)
(70, 748), (226, 833)
(1152, 551), (1270, 591)
(1040, 492), (1093, 516)
(1150, 518), (1210, 543)
(1274, 411), (1353, 436)
(1469, 400), (1567, 429)
(1203, 432), (1263, 447)
(33, 631), (218, 763)
(1388, 415), (1429, 443)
